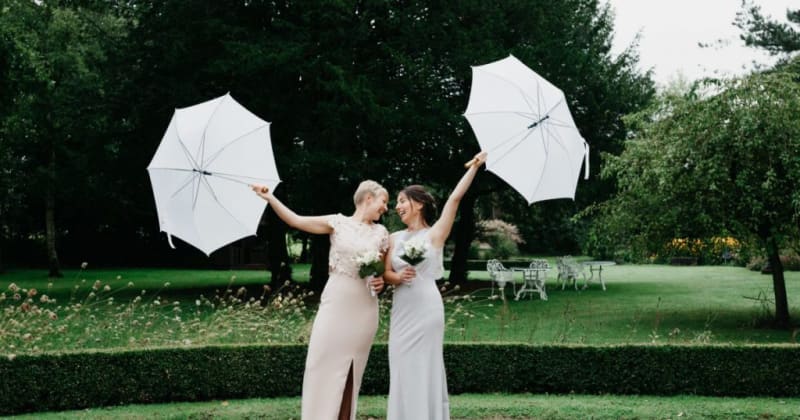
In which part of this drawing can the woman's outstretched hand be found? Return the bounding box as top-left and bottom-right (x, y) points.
(251, 184), (270, 200)
(464, 150), (488, 168)
(472, 151), (487, 167)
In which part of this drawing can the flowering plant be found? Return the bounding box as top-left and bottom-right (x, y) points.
(354, 250), (385, 279)
(401, 237), (427, 266)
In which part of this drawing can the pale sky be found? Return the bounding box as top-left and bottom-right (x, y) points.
(607, 0), (798, 87)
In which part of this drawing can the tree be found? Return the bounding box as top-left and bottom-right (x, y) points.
(0, 1), (128, 276)
(1, 0), (652, 285)
(354, 0), (653, 283)
(736, 1), (800, 55)
(589, 62), (800, 326)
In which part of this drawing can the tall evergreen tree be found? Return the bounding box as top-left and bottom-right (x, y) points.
(736, 1), (800, 55)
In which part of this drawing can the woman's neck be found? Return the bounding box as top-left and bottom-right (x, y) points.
(351, 209), (371, 224)
(406, 217), (427, 232)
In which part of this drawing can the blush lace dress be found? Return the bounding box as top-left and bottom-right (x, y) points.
(301, 214), (389, 420)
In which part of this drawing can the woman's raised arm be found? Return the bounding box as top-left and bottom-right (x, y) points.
(251, 184), (333, 235)
(428, 151), (487, 248)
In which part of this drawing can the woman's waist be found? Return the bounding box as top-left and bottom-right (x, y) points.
(391, 293), (444, 316)
(392, 283), (444, 301)
(320, 274), (377, 302)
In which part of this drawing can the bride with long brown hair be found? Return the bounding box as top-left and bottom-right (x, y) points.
(382, 151), (487, 420)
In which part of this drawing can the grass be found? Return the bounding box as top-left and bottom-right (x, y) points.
(447, 264), (800, 344)
(1, 263), (798, 354)
(2, 264), (799, 418)
(0, 266), (312, 299)
(10, 393), (800, 419)
(0, 267), (315, 354)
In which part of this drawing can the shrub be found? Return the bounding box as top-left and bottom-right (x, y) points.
(1, 343), (799, 415)
(662, 237), (742, 265)
(747, 254), (800, 272)
(487, 236), (518, 259)
(475, 219), (524, 258)
(747, 256), (767, 271)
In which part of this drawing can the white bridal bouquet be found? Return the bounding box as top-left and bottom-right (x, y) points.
(354, 250), (384, 297)
(400, 237), (427, 266)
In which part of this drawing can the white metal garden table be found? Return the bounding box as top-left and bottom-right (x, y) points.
(581, 261), (615, 290)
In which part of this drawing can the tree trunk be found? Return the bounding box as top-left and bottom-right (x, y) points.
(46, 144), (62, 278)
(0, 207), (5, 273)
(768, 237), (790, 327)
(0, 222), (4, 274)
(299, 234), (309, 263)
(309, 234), (330, 292)
(45, 182), (62, 278)
(267, 206), (292, 289)
(448, 193), (476, 285)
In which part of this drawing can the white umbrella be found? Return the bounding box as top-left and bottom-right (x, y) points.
(464, 55), (589, 204)
(147, 93), (281, 255)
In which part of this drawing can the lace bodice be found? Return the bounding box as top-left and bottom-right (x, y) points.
(327, 214), (389, 278)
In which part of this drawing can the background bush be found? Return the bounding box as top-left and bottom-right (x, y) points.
(747, 253), (800, 272)
(474, 219), (524, 260)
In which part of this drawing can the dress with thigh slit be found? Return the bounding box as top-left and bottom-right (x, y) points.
(301, 214), (388, 420)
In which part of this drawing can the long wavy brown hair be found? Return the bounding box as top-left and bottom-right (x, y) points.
(400, 185), (437, 226)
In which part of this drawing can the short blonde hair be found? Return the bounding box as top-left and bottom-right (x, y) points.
(353, 180), (388, 206)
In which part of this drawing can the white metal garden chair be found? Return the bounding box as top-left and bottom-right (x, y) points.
(556, 256), (585, 290)
(487, 259), (515, 298)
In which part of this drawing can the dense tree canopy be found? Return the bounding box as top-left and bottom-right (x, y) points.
(0, 0), (128, 275)
(0, 0), (653, 284)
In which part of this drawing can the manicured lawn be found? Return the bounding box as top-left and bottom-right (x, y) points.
(0, 266), (312, 299)
(12, 393), (800, 419)
(445, 264), (800, 345)
(1, 263), (798, 351)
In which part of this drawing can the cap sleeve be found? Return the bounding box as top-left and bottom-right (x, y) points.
(327, 213), (345, 231)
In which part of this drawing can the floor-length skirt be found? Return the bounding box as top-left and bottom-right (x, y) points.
(387, 289), (449, 420)
(302, 273), (379, 420)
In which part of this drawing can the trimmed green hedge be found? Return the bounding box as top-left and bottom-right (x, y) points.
(1, 343), (799, 415)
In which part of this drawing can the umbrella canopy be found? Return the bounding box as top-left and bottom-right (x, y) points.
(464, 55), (589, 204)
(147, 93), (281, 255)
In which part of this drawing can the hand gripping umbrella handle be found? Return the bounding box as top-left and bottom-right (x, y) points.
(464, 150), (488, 168)
(464, 158), (479, 168)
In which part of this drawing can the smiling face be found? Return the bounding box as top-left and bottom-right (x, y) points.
(395, 192), (423, 226)
(363, 191), (389, 222)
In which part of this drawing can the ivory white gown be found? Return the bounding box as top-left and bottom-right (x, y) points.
(301, 214), (388, 420)
(387, 228), (449, 420)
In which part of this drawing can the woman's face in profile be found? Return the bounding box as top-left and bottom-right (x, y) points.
(365, 192), (388, 222)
